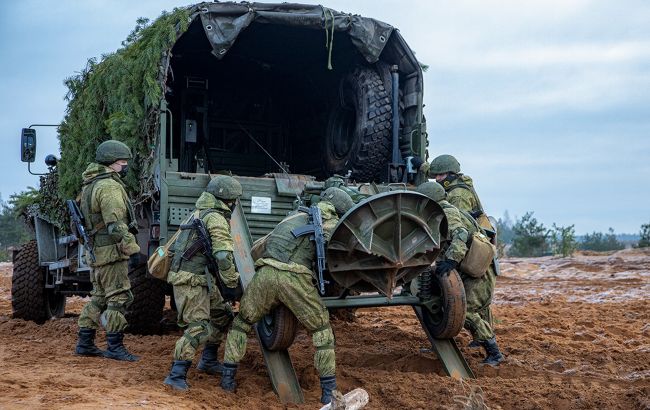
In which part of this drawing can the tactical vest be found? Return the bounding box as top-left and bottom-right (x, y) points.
(170, 209), (220, 275)
(80, 173), (136, 248)
(261, 211), (315, 270)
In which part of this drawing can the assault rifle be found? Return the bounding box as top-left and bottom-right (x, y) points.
(291, 205), (328, 296)
(180, 217), (215, 293)
(66, 199), (96, 263)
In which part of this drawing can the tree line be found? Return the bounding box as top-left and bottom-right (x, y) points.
(496, 211), (650, 257)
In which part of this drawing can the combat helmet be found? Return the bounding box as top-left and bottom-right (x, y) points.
(207, 175), (243, 200)
(321, 187), (354, 215)
(415, 181), (446, 202)
(429, 154), (460, 175)
(96, 140), (133, 165)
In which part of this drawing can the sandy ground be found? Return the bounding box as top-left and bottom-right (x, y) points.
(0, 249), (649, 409)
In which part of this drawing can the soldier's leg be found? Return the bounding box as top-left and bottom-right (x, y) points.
(100, 261), (139, 361)
(75, 267), (107, 356)
(165, 283), (213, 390)
(197, 286), (233, 375)
(221, 267), (278, 392)
(277, 271), (337, 404)
(463, 269), (503, 365)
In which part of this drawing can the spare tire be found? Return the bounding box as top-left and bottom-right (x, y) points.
(420, 268), (466, 339)
(324, 66), (393, 181)
(257, 304), (298, 351)
(12, 240), (65, 322)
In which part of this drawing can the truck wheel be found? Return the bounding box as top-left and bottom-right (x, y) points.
(125, 264), (166, 335)
(45, 289), (66, 318)
(257, 305), (298, 351)
(12, 240), (48, 322)
(325, 66), (393, 181)
(421, 269), (466, 339)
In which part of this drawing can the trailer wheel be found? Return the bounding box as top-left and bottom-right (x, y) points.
(125, 263), (166, 335)
(324, 66), (393, 181)
(258, 304), (298, 351)
(11, 240), (66, 321)
(421, 269), (466, 339)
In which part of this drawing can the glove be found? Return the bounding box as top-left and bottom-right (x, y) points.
(221, 283), (243, 302)
(435, 259), (458, 276)
(119, 238), (141, 257)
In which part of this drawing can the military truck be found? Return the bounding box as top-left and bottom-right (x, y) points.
(14, 3), (446, 337)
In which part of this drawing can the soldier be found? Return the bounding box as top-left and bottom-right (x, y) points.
(219, 187), (354, 405)
(163, 175), (243, 391)
(416, 181), (504, 366)
(428, 154), (494, 234)
(74, 140), (141, 361)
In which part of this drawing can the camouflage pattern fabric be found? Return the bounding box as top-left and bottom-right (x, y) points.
(223, 265), (335, 377)
(438, 199), (496, 342)
(79, 163), (140, 267)
(168, 191), (238, 360)
(463, 268), (496, 341)
(170, 278), (233, 361)
(78, 162), (139, 333)
(78, 260), (133, 332)
(222, 201), (340, 377)
(442, 174), (482, 217)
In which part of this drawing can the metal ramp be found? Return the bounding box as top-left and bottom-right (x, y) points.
(230, 202), (305, 404)
(413, 306), (475, 379)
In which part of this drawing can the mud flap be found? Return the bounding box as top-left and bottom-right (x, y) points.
(230, 201), (305, 404)
(413, 306), (475, 380)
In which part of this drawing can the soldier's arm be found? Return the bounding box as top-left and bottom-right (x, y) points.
(97, 184), (139, 255)
(322, 215), (339, 241)
(443, 207), (469, 262)
(205, 213), (238, 288)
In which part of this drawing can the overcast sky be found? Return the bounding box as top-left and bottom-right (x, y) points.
(0, 0), (648, 234)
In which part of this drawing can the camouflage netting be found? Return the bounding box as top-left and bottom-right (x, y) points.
(57, 7), (193, 203)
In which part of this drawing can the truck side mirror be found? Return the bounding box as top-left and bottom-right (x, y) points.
(21, 128), (36, 163)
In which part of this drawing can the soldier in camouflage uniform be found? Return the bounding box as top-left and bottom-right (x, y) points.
(220, 187), (354, 405)
(163, 175), (243, 391)
(416, 181), (504, 366)
(74, 140), (141, 362)
(428, 154), (495, 234)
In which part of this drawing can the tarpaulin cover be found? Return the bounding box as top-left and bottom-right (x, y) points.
(193, 2), (395, 63)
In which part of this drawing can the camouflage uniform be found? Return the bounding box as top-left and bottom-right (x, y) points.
(438, 200), (496, 342)
(163, 174), (243, 391)
(168, 192), (238, 361)
(223, 201), (338, 374)
(77, 162), (140, 333)
(417, 181), (503, 365)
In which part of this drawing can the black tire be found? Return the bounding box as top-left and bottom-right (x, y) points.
(11, 240), (66, 322)
(421, 269), (466, 339)
(125, 264), (166, 335)
(257, 304), (298, 351)
(45, 289), (66, 318)
(324, 66), (393, 181)
(12, 240), (47, 322)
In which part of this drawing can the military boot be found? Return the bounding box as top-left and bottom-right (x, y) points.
(104, 332), (140, 362)
(163, 360), (192, 391)
(220, 362), (238, 392)
(74, 328), (105, 356)
(319, 375), (337, 404)
(481, 337), (504, 366)
(196, 343), (223, 375)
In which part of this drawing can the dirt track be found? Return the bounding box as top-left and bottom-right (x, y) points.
(0, 249), (649, 409)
